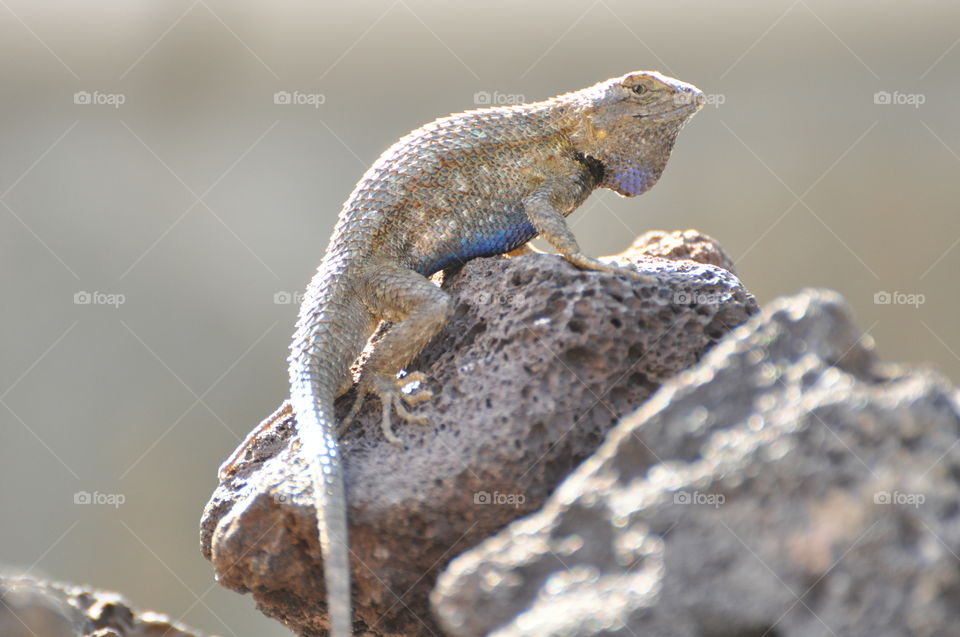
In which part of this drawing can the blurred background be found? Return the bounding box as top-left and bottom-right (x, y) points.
(1, 1), (957, 635)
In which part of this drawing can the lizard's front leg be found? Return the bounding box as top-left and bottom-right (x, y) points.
(341, 261), (454, 444)
(524, 187), (656, 285)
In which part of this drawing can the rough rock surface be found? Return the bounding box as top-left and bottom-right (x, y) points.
(618, 229), (737, 273)
(0, 575), (206, 637)
(432, 289), (960, 637)
(201, 231), (756, 636)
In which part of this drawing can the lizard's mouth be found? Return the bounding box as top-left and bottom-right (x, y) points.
(632, 98), (704, 120)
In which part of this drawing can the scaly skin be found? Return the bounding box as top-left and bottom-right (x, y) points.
(288, 71), (703, 636)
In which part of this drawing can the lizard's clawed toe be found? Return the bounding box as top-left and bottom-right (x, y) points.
(399, 371), (433, 404)
(622, 267), (656, 285)
(403, 388), (433, 406)
(378, 388), (429, 445)
(392, 395), (430, 425)
(401, 371), (429, 385)
(599, 259), (656, 286)
(341, 372), (433, 443)
(339, 386), (369, 431)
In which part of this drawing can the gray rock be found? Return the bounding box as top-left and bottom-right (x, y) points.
(200, 232), (757, 636)
(431, 289), (960, 637)
(0, 575), (207, 637)
(616, 229), (739, 274)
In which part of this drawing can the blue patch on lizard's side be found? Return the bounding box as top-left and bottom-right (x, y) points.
(417, 219), (536, 275)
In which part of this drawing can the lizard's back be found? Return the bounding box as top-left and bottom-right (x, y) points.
(325, 102), (591, 276)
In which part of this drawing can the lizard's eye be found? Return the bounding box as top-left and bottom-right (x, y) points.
(630, 84), (648, 96)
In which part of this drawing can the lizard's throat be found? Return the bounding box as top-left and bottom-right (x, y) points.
(594, 125), (683, 197)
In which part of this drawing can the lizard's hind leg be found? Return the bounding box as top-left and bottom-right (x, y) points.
(342, 262), (454, 444)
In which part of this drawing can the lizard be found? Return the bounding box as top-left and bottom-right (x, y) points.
(288, 70), (704, 636)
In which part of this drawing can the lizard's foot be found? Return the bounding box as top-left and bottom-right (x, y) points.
(397, 371), (434, 405)
(339, 372), (432, 444)
(565, 252), (656, 285)
(612, 262), (657, 286)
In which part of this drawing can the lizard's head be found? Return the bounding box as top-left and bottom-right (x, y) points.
(566, 71), (704, 197)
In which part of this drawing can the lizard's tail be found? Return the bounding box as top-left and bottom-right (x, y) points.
(289, 281), (368, 637)
(290, 385), (352, 637)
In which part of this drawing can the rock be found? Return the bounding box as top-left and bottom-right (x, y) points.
(200, 232), (757, 636)
(618, 229), (738, 274)
(0, 575), (207, 637)
(431, 289), (960, 637)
